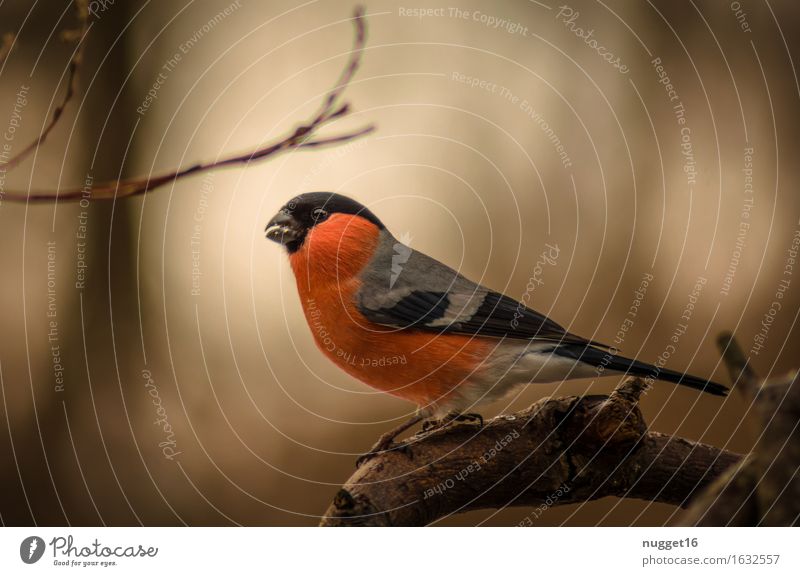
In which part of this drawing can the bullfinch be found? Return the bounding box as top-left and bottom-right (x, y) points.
(266, 192), (728, 461)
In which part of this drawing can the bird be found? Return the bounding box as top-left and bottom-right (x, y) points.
(265, 192), (728, 463)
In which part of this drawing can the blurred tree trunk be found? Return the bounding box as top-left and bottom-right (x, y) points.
(62, 0), (144, 525)
(0, 1), (143, 525)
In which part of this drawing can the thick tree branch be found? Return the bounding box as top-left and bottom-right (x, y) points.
(321, 377), (742, 526)
(2, 5), (373, 202)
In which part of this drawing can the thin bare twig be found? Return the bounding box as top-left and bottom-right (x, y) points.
(2, 5), (374, 202)
(3, 0), (90, 171)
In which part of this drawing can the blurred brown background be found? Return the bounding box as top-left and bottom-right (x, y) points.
(0, 0), (798, 526)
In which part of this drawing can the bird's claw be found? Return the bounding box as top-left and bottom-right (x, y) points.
(421, 412), (484, 434)
(421, 418), (440, 433)
(452, 412), (484, 427)
(355, 451), (377, 468)
(356, 441), (413, 468)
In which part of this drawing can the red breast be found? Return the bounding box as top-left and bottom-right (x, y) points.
(288, 213), (493, 411)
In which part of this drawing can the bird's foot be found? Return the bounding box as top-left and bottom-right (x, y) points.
(420, 411), (484, 433)
(355, 415), (423, 468)
(451, 412), (484, 427)
(355, 437), (413, 468)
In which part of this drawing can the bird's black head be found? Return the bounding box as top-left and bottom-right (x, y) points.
(265, 192), (384, 253)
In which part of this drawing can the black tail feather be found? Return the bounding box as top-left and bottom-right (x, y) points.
(555, 344), (729, 397)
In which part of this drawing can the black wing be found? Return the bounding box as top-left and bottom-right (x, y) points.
(356, 233), (609, 348)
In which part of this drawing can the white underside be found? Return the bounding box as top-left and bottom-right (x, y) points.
(432, 341), (606, 416)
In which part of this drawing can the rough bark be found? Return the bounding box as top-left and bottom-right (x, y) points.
(321, 377), (742, 526)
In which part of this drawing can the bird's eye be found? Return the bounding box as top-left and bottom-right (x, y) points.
(311, 208), (329, 223)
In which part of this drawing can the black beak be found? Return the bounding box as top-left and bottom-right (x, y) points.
(265, 210), (302, 246)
